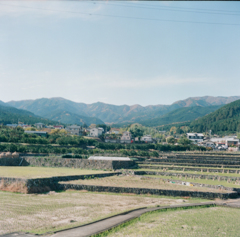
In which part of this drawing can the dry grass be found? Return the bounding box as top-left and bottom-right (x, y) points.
(62, 175), (230, 193)
(0, 167), (111, 179)
(0, 190), (193, 235)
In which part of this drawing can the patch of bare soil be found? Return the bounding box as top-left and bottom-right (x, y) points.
(0, 179), (27, 193)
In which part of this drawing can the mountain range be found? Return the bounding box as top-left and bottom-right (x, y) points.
(4, 96), (240, 126)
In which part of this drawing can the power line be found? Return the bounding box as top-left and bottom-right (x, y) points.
(93, 2), (240, 16)
(101, 1), (240, 14)
(0, 3), (239, 26)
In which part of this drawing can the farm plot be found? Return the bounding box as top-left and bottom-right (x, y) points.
(136, 168), (240, 177)
(104, 206), (240, 237)
(62, 175), (230, 193)
(145, 175), (240, 189)
(0, 166), (111, 179)
(0, 190), (198, 235)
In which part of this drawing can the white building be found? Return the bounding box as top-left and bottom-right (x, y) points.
(35, 123), (45, 129)
(211, 137), (239, 148)
(111, 128), (120, 134)
(89, 127), (104, 137)
(187, 133), (204, 143)
(66, 125), (82, 136)
(140, 135), (154, 143)
(120, 131), (132, 144)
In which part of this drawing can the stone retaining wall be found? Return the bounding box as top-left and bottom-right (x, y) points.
(0, 157), (137, 170)
(0, 172), (120, 193)
(149, 158), (240, 165)
(134, 170), (240, 182)
(140, 176), (240, 194)
(138, 162), (240, 169)
(58, 183), (237, 199)
(140, 165), (240, 174)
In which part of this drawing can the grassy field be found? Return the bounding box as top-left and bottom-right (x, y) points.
(62, 175), (230, 193)
(0, 167), (111, 178)
(0, 190), (205, 235)
(103, 206), (240, 237)
(145, 175), (240, 188)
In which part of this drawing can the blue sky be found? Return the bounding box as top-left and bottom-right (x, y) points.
(0, 1), (240, 106)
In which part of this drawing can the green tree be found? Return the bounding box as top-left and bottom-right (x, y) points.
(166, 136), (176, 144)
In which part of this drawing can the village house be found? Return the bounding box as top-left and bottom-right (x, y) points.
(140, 135), (155, 143)
(89, 127), (104, 137)
(34, 123), (46, 129)
(120, 131), (132, 144)
(110, 128), (120, 134)
(211, 136), (239, 149)
(53, 125), (64, 129)
(65, 125), (82, 136)
(187, 133), (204, 143)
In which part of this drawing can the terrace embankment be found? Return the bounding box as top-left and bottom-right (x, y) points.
(0, 156), (136, 170)
(139, 164), (240, 174)
(59, 176), (237, 199)
(0, 172), (119, 193)
(135, 170), (240, 182)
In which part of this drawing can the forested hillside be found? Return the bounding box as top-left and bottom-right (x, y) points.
(0, 105), (58, 125)
(190, 99), (240, 133)
(139, 105), (222, 127)
(44, 109), (104, 126)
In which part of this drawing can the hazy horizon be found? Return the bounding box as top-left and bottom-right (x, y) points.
(2, 95), (240, 108)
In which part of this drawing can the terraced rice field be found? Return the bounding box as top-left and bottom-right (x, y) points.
(145, 175), (240, 189)
(62, 175), (230, 193)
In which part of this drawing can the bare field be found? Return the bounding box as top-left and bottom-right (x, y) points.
(0, 190), (196, 235)
(0, 167), (111, 178)
(105, 207), (240, 237)
(62, 175), (230, 193)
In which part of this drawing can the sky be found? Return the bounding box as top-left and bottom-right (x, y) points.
(0, 1), (240, 106)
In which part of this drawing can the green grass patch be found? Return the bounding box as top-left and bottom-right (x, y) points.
(93, 204), (216, 237)
(97, 206), (240, 237)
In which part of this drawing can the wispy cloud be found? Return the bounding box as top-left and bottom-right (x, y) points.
(82, 75), (212, 89)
